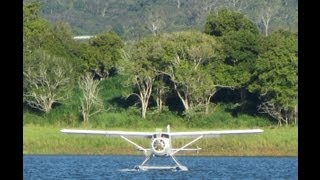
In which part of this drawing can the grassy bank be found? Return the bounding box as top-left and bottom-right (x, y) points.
(23, 124), (297, 156)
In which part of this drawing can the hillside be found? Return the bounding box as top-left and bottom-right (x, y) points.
(25, 0), (298, 40)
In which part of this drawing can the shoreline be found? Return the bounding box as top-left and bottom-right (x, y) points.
(23, 153), (298, 157)
(23, 125), (297, 156)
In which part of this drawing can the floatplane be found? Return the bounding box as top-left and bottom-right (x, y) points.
(61, 125), (263, 171)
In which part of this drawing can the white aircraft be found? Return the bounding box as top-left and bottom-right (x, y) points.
(60, 125), (263, 171)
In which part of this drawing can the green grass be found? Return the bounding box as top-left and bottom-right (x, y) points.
(23, 124), (297, 156)
(23, 75), (297, 156)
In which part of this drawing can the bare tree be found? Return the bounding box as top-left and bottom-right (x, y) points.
(23, 51), (72, 114)
(176, 0), (181, 9)
(258, 101), (297, 126)
(79, 73), (104, 124)
(146, 10), (165, 36)
(257, 0), (281, 36)
(202, 0), (219, 12)
(127, 76), (154, 119)
(226, 0), (249, 12)
(260, 6), (273, 36)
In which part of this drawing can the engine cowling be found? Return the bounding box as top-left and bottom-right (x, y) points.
(151, 138), (169, 156)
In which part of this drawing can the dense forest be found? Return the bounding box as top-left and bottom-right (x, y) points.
(25, 0), (298, 40)
(23, 1), (297, 128)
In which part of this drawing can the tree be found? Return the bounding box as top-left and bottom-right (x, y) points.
(23, 2), (51, 53)
(112, 23), (125, 37)
(249, 30), (297, 125)
(226, 0), (250, 12)
(79, 73), (104, 124)
(219, 30), (260, 102)
(23, 50), (72, 114)
(145, 9), (166, 36)
(89, 31), (124, 79)
(122, 35), (168, 118)
(176, 0), (181, 9)
(42, 21), (75, 57)
(122, 31), (225, 115)
(153, 75), (170, 112)
(24, 2), (84, 78)
(204, 10), (260, 105)
(121, 48), (155, 119)
(204, 9), (259, 37)
(259, 0), (281, 36)
(249, 0), (282, 36)
(159, 31), (225, 113)
(31, 0), (297, 40)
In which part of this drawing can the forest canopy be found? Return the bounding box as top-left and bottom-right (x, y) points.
(24, 0), (298, 40)
(23, 1), (298, 127)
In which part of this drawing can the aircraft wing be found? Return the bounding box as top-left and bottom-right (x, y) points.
(168, 129), (263, 138)
(60, 129), (154, 138)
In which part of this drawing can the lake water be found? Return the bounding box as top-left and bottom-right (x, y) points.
(24, 155), (297, 179)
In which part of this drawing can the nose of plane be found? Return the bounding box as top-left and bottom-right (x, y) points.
(151, 138), (168, 155)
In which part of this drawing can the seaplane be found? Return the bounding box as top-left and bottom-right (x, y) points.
(60, 125), (263, 171)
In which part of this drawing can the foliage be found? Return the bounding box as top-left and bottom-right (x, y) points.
(24, 2), (86, 77)
(204, 10), (263, 116)
(25, 0), (298, 40)
(121, 41), (157, 118)
(89, 31), (124, 78)
(23, 50), (73, 114)
(79, 73), (104, 124)
(160, 31), (224, 113)
(23, 2), (52, 52)
(204, 9), (259, 37)
(249, 30), (298, 125)
(218, 29), (260, 88)
(23, 2), (298, 127)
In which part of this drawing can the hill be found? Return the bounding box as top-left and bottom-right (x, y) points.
(25, 0), (298, 40)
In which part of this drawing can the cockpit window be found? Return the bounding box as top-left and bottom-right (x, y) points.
(161, 134), (169, 138)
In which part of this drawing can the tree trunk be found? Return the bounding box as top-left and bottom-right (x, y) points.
(101, 7), (106, 17)
(174, 84), (190, 112)
(44, 104), (52, 114)
(156, 88), (163, 112)
(294, 104), (298, 124)
(141, 92), (150, 119)
(240, 88), (246, 101)
(141, 100), (147, 119)
(284, 112), (288, 126)
(135, 77), (153, 119)
(262, 16), (271, 36)
(177, 0), (181, 9)
(44, 99), (54, 114)
(82, 111), (88, 124)
(176, 90), (190, 112)
(205, 102), (209, 115)
(205, 93), (214, 115)
(265, 23), (269, 37)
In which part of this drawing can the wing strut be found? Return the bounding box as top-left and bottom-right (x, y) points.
(120, 136), (147, 155)
(170, 135), (203, 156)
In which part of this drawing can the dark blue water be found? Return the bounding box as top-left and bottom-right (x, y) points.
(24, 155), (297, 180)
